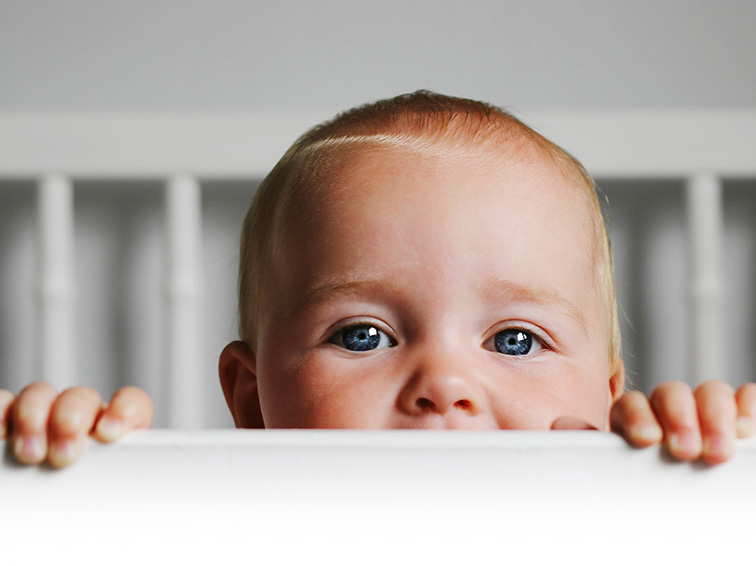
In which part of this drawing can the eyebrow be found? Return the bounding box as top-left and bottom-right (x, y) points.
(295, 276), (588, 333)
(292, 276), (401, 313)
(476, 278), (588, 335)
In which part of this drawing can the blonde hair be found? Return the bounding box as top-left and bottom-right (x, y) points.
(238, 91), (621, 366)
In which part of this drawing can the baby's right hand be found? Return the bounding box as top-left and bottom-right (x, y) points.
(0, 382), (153, 468)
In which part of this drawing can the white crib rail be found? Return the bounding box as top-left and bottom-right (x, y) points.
(165, 174), (203, 428)
(687, 172), (725, 386)
(36, 174), (76, 390)
(2, 430), (755, 563)
(1, 110), (755, 424)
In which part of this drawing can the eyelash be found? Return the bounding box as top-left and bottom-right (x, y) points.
(327, 320), (552, 357)
(483, 325), (552, 357)
(328, 321), (397, 352)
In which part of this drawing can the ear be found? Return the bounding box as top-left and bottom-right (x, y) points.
(219, 340), (265, 428)
(609, 357), (626, 403)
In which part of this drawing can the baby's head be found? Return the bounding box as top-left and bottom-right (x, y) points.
(220, 91), (625, 430)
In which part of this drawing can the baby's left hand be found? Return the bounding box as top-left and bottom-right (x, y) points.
(610, 381), (756, 465)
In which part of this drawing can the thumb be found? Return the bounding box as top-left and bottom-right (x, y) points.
(551, 416), (598, 430)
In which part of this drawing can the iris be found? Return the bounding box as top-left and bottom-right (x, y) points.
(494, 329), (533, 356)
(339, 324), (388, 351)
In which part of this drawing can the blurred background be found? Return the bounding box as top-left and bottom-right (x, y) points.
(1, 1), (755, 427)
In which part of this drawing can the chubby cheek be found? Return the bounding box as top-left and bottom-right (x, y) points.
(551, 363), (614, 430)
(489, 360), (613, 431)
(257, 351), (397, 429)
(554, 378), (613, 430)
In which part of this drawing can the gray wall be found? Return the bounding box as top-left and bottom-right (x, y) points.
(1, 0), (755, 112)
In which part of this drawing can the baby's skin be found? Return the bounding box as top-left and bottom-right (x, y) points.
(0, 385), (153, 468)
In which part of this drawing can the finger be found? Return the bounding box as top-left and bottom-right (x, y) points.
(0, 389), (14, 439)
(47, 387), (104, 468)
(94, 386), (153, 442)
(11, 382), (58, 464)
(694, 381), (737, 465)
(735, 383), (756, 438)
(550, 416), (598, 430)
(610, 390), (663, 447)
(650, 381), (702, 461)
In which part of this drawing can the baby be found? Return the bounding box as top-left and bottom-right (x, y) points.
(2, 91), (754, 467)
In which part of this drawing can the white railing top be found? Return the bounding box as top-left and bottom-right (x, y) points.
(1, 110), (755, 178)
(1, 430), (754, 563)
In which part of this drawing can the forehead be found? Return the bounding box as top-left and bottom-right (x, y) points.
(275, 141), (600, 304)
(290, 141), (594, 243)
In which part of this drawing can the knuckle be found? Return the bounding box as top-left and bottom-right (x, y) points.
(111, 387), (153, 417)
(614, 390), (646, 411)
(627, 406), (653, 424)
(736, 383), (756, 419)
(14, 401), (51, 431)
(50, 405), (91, 435)
(0, 389), (15, 406)
(694, 380), (735, 398)
(737, 382), (756, 398)
(651, 381), (692, 403)
(60, 386), (103, 406)
(117, 386), (149, 402)
(620, 390), (646, 403)
(610, 392), (657, 435)
(50, 392), (102, 435)
(19, 381), (57, 398)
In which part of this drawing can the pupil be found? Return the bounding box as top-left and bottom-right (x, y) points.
(495, 329), (532, 356)
(343, 325), (380, 351)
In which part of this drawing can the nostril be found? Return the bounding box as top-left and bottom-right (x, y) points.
(416, 397), (473, 413)
(454, 399), (472, 411)
(416, 397), (435, 411)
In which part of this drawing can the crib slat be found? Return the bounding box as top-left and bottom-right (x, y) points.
(165, 174), (203, 428)
(686, 172), (724, 386)
(37, 174), (76, 389)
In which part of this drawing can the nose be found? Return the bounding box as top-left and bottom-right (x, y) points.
(397, 351), (485, 419)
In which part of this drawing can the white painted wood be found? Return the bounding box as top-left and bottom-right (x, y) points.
(1, 430), (754, 563)
(523, 110), (756, 178)
(0, 111), (755, 178)
(0, 113), (329, 178)
(686, 173), (725, 385)
(165, 175), (203, 428)
(36, 174), (76, 389)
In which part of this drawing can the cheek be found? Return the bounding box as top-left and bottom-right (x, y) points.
(487, 359), (612, 430)
(556, 359), (614, 428)
(257, 351), (397, 428)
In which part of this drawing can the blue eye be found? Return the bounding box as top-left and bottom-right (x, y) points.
(490, 328), (542, 356)
(331, 324), (395, 352)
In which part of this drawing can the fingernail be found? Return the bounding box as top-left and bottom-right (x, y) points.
(736, 416), (756, 438)
(96, 417), (123, 442)
(15, 436), (45, 463)
(668, 432), (700, 456)
(630, 423), (662, 444)
(50, 439), (80, 468)
(703, 435), (731, 462)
